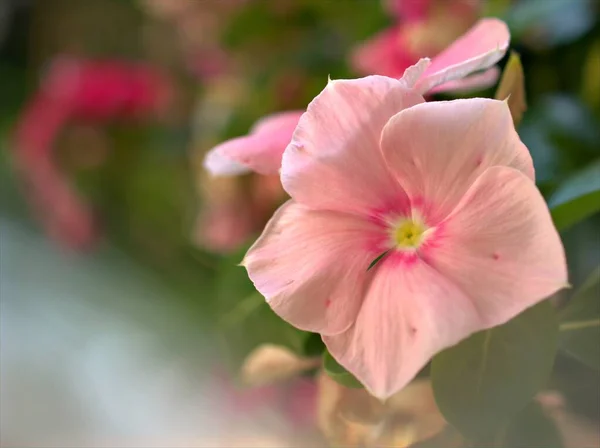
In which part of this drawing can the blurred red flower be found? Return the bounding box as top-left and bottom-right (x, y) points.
(12, 57), (173, 249)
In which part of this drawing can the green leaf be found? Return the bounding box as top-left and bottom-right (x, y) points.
(411, 425), (464, 448)
(505, 0), (595, 48)
(519, 95), (600, 187)
(431, 301), (559, 442)
(323, 350), (364, 389)
(482, 0), (512, 18)
(217, 291), (307, 371)
(303, 332), (325, 357)
(539, 95), (600, 149)
(559, 266), (600, 370)
(367, 250), (389, 271)
(549, 159), (600, 231)
(581, 40), (600, 110)
(495, 51), (526, 127)
(214, 250), (307, 371)
(502, 401), (564, 448)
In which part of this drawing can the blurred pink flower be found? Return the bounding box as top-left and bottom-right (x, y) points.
(12, 56), (172, 249)
(204, 19), (509, 178)
(383, 0), (432, 21)
(194, 174), (286, 253)
(140, 0), (244, 80)
(384, 0), (478, 22)
(354, 0), (486, 82)
(204, 111), (305, 177)
(187, 47), (231, 81)
(241, 75), (567, 399)
(216, 372), (317, 430)
(197, 198), (257, 254)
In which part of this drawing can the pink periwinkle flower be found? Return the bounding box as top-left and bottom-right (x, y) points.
(354, 0), (486, 83)
(240, 74), (568, 399)
(204, 110), (305, 176)
(204, 18), (508, 178)
(12, 56), (172, 249)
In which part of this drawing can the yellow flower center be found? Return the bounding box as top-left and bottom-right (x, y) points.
(393, 219), (427, 250)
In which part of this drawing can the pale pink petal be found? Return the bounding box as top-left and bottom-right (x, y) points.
(324, 258), (482, 400)
(222, 134), (289, 175)
(350, 27), (419, 79)
(424, 166), (568, 326)
(428, 66), (500, 94)
(195, 202), (255, 253)
(243, 200), (386, 336)
(381, 98), (533, 224)
(399, 58), (431, 89)
(401, 60), (500, 95)
(250, 110), (304, 135)
(281, 76), (424, 215)
(383, 0), (431, 20)
(415, 18), (510, 94)
(204, 142), (252, 176)
(204, 110), (303, 176)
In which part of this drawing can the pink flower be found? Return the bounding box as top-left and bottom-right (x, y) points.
(241, 75), (567, 399)
(195, 198), (258, 253)
(204, 110), (305, 176)
(40, 57), (172, 120)
(383, 0), (433, 21)
(408, 18), (509, 94)
(353, 1), (487, 83)
(204, 18), (509, 178)
(215, 370), (317, 429)
(384, 0), (478, 22)
(12, 56), (172, 249)
(194, 174), (286, 253)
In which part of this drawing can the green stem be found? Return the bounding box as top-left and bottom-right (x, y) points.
(219, 293), (263, 328)
(559, 318), (600, 331)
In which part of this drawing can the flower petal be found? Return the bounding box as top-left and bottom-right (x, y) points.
(194, 200), (255, 253)
(381, 98), (533, 224)
(204, 110), (303, 176)
(324, 258), (482, 400)
(243, 200), (385, 336)
(415, 18), (510, 94)
(351, 27), (418, 79)
(281, 76), (424, 215)
(428, 66), (500, 94)
(241, 344), (320, 387)
(425, 166), (568, 326)
(250, 110), (304, 135)
(204, 141), (252, 176)
(399, 58), (432, 89)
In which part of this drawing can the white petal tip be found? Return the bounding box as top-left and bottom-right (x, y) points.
(203, 148), (250, 177)
(399, 58), (432, 89)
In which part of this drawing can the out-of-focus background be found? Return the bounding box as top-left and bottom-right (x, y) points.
(1, 0), (599, 446)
